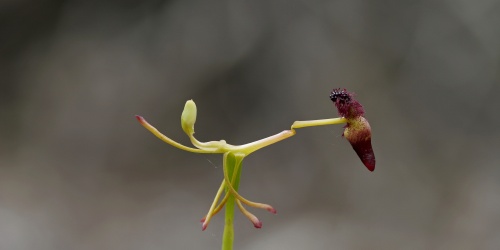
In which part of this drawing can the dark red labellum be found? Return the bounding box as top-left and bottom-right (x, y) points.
(344, 117), (375, 171)
(330, 89), (375, 171)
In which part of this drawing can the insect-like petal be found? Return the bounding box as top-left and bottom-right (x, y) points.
(330, 89), (376, 171)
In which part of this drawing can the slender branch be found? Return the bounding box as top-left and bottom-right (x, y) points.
(136, 116), (216, 153)
(203, 156), (243, 223)
(230, 118), (347, 154)
(232, 130), (296, 154)
(291, 117), (347, 129)
(222, 153), (275, 213)
(202, 179), (226, 230)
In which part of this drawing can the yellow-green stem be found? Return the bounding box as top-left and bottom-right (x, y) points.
(222, 192), (235, 250)
(222, 153), (243, 250)
(291, 117), (347, 129)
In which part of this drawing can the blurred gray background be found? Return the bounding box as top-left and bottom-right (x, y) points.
(1, 0), (500, 249)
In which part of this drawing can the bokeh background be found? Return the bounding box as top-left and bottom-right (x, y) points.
(1, 0), (500, 249)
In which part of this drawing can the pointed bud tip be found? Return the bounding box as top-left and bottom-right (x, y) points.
(349, 136), (375, 172)
(364, 160), (375, 172)
(350, 140), (376, 172)
(253, 221), (263, 229)
(201, 222), (208, 231)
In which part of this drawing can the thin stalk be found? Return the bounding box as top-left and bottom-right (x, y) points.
(202, 179), (226, 230)
(291, 117), (347, 129)
(222, 189), (235, 250)
(222, 153), (243, 250)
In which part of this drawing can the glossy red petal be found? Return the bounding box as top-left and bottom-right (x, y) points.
(348, 134), (375, 171)
(344, 116), (376, 171)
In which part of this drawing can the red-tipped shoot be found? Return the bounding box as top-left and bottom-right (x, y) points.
(253, 220), (263, 229)
(266, 207), (277, 214)
(135, 115), (145, 124)
(236, 200), (263, 229)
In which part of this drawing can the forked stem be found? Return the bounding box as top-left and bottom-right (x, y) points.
(202, 154), (243, 228)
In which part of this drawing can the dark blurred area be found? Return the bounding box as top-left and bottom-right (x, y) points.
(1, 0), (500, 249)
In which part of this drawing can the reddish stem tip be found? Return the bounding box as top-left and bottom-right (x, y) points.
(201, 223), (208, 231)
(253, 221), (263, 229)
(200, 217), (206, 223)
(267, 207), (277, 214)
(135, 115), (144, 123)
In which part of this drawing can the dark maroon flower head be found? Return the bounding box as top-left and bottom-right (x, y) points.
(329, 88), (365, 118)
(330, 88), (375, 172)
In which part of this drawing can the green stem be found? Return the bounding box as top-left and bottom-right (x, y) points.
(291, 117), (347, 129)
(222, 153), (243, 250)
(222, 191), (235, 250)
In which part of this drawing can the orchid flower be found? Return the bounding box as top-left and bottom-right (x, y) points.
(136, 89), (375, 250)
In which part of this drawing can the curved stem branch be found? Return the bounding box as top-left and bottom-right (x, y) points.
(136, 116), (216, 153)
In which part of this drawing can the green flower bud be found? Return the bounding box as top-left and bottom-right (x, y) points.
(181, 100), (197, 135)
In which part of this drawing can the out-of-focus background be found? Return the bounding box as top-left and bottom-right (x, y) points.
(1, 0), (500, 249)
